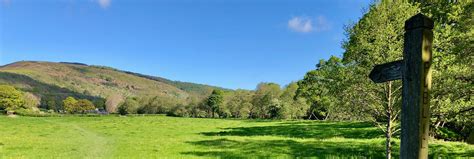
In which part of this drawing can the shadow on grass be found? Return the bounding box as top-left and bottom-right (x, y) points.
(184, 121), (473, 158)
(182, 138), (387, 158)
(202, 121), (383, 139)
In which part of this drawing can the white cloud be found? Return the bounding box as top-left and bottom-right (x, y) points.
(288, 17), (313, 33)
(288, 16), (331, 33)
(98, 0), (111, 9)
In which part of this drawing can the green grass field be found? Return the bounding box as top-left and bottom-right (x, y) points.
(0, 115), (472, 158)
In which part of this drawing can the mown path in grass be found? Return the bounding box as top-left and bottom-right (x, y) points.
(42, 119), (111, 158)
(0, 115), (473, 158)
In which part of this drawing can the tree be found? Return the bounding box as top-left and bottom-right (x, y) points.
(76, 99), (95, 113)
(225, 89), (253, 118)
(0, 85), (25, 112)
(118, 97), (139, 115)
(63, 96), (78, 113)
(281, 83), (310, 119)
(251, 83), (281, 119)
(206, 90), (224, 118)
(106, 94), (123, 113)
(23, 92), (40, 109)
(417, 1), (474, 141)
(93, 99), (106, 110)
(267, 97), (282, 119)
(342, 2), (418, 158)
(41, 95), (60, 111)
(297, 57), (347, 120)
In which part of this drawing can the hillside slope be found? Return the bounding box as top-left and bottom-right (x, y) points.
(0, 61), (224, 108)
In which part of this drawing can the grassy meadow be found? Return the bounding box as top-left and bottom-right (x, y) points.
(0, 115), (473, 158)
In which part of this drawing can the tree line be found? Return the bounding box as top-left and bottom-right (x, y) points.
(0, 1), (471, 154)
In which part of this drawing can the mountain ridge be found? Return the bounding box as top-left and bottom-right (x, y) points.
(0, 61), (228, 110)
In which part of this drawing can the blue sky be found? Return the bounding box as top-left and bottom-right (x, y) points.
(0, 0), (371, 90)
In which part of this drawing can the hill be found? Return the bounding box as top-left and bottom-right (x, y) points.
(0, 61), (226, 110)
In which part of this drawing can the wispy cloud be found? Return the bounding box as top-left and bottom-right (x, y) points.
(1, 0), (11, 6)
(288, 17), (313, 33)
(97, 0), (111, 9)
(288, 16), (331, 33)
(314, 16), (330, 32)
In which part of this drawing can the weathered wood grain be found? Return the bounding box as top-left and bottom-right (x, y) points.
(400, 13), (433, 159)
(369, 60), (403, 83)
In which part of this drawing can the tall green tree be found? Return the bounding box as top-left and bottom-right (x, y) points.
(281, 82), (309, 119)
(417, 1), (474, 141)
(225, 89), (253, 118)
(297, 56), (347, 120)
(207, 90), (224, 118)
(342, 2), (419, 159)
(251, 83), (281, 118)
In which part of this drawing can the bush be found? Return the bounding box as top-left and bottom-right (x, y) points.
(118, 97), (139, 115)
(63, 97), (96, 114)
(167, 104), (190, 117)
(118, 104), (128, 115)
(0, 85), (25, 111)
(63, 97), (78, 113)
(14, 108), (62, 117)
(76, 99), (96, 113)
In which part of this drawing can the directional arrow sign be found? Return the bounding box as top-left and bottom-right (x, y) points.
(369, 60), (403, 83)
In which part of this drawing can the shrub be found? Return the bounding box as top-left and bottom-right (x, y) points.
(63, 97), (78, 113)
(118, 97), (139, 115)
(0, 85), (25, 111)
(63, 97), (95, 114)
(76, 99), (95, 113)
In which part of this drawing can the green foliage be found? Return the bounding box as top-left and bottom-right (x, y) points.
(417, 1), (474, 141)
(43, 95), (60, 111)
(297, 56), (348, 120)
(63, 97), (95, 114)
(167, 104), (191, 117)
(295, 1), (472, 143)
(225, 89), (253, 118)
(76, 99), (96, 113)
(251, 83), (281, 118)
(22, 92), (40, 108)
(63, 97), (78, 113)
(0, 85), (25, 111)
(93, 99), (106, 110)
(207, 90), (224, 118)
(118, 97), (139, 115)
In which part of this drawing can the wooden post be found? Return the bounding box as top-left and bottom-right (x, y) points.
(401, 13), (433, 159)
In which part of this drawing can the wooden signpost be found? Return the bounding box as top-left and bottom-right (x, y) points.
(369, 13), (433, 159)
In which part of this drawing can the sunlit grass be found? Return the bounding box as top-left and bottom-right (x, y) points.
(0, 115), (472, 158)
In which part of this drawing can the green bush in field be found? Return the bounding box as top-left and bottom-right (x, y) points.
(63, 97), (78, 113)
(0, 85), (25, 111)
(118, 97), (139, 115)
(63, 97), (95, 114)
(76, 99), (96, 113)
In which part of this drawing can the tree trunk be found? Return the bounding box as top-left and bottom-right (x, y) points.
(386, 81), (393, 159)
(386, 114), (392, 159)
